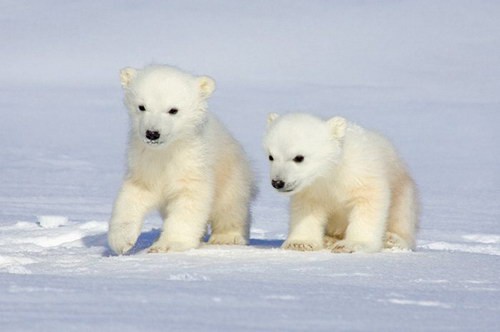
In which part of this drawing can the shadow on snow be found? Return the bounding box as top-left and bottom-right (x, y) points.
(81, 229), (283, 257)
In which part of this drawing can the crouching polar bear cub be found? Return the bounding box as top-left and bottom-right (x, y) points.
(108, 65), (254, 255)
(264, 113), (419, 253)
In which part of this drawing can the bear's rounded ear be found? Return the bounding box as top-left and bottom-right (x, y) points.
(326, 116), (347, 139)
(120, 67), (137, 88)
(267, 113), (280, 127)
(198, 76), (216, 98)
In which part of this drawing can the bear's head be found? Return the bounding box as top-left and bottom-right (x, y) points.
(120, 65), (215, 148)
(263, 113), (347, 195)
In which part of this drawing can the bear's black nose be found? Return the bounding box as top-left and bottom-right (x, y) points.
(272, 179), (285, 189)
(146, 130), (160, 141)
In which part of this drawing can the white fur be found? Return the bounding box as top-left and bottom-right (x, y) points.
(108, 65), (254, 254)
(264, 113), (419, 253)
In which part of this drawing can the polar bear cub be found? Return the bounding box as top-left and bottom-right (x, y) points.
(264, 113), (419, 253)
(108, 65), (254, 255)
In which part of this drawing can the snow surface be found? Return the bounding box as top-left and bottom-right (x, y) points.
(1, 1), (499, 331)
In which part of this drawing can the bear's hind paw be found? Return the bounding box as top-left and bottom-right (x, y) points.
(208, 233), (248, 245)
(148, 240), (198, 253)
(282, 240), (322, 251)
(331, 240), (379, 253)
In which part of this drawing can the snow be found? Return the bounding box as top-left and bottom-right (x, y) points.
(1, 0), (499, 331)
(37, 215), (69, 229)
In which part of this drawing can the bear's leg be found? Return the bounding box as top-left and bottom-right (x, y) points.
(385, 178), (418, 250)
(208, 174), (252, 245)
(208, 202), (250, 245)
(108, 180), (157, 255)
(148, 181), (213, 253)
(282, 197), (326, 251)
(332, 185), (390, 253)
(323, 212), (348, 249)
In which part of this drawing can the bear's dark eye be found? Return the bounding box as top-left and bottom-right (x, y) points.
(138, 105), (146, 111)
(269, 155), (274, 161)
(168, 108), (178, 115)
(293, 155), (304, 163)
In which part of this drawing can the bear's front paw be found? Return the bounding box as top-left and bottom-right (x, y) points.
(148, 240), (199, 253)
(331, 240), (379, 253)
(108, 223), (140, 255)
(208, 233), (248, 245)
(282, 239), (322, 251)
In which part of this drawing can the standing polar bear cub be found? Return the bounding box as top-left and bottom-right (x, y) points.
(108, 65), (254, 255)
(264, 113), (419, 253)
